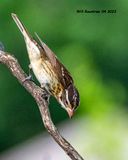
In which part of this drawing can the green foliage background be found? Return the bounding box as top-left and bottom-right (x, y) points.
(0, 0), (128, 158)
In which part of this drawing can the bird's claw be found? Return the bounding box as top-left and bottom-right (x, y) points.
(41, 89), (50, 102)
(22, 75), (33, 83)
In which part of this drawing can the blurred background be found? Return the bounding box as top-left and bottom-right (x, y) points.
(0, 0), (128, 160)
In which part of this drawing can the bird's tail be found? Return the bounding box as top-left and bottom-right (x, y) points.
(11, 13), (31, 41)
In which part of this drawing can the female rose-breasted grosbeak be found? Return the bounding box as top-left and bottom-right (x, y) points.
(12, 13), (80, 118)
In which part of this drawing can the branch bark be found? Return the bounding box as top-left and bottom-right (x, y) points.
(0, 50), (84, 160)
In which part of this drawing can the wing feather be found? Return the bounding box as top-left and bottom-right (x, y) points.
(35, 33), (73, 88)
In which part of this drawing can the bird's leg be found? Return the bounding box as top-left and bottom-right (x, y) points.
(41, 84), (50, 102)
(22, 64), (34, 83)
(28, 64), (33, 80)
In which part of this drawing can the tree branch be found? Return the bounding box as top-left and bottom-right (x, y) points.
(0, 50), (84, 160)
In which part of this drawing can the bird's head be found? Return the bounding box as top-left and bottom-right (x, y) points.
(59, 84), (80, 118)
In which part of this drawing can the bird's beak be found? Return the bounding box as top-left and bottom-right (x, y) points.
(67, 108), (74, 118)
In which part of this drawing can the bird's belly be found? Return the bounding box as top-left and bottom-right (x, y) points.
(30, 60), (59, 93)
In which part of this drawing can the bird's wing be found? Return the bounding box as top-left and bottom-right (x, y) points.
(35, 33), (73, 88)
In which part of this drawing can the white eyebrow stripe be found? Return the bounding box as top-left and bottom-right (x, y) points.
(65, 89), (70, 106)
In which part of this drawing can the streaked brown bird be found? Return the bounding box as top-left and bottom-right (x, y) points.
(11, 13), (80, 118)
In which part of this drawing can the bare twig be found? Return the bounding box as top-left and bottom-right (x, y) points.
(0, 50), (84, 160)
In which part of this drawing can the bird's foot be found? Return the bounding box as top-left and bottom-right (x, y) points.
(22, 64), (34, 83)
(41, 87), (50, 102)
(22, 75), (34, 83)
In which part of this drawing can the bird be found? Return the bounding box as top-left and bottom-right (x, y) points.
(11, 13), (80, 118)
